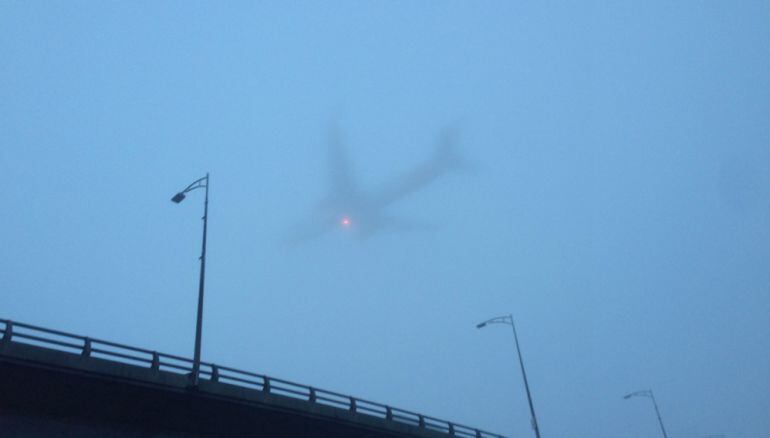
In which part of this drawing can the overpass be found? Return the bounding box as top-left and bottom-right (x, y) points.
(0, 319), (505, 437)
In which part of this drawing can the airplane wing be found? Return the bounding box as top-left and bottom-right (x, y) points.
(370, 126), (463, 207)
(282, 126), (360, 246)
(328, 125), (357, 199)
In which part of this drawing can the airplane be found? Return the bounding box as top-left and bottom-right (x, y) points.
(285, 125), (466, 243)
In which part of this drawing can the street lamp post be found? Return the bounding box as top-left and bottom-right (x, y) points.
(623, 389), (669, 438)
(171, 173), (209, 387)
(476, 314), (541, 438)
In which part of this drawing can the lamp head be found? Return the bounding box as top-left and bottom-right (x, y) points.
(171, 192), (186, 203)
(624, 390), (649, 399)
(476, 322), (487, 329)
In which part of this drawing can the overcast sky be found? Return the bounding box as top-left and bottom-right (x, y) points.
(2, 2), (769, 437)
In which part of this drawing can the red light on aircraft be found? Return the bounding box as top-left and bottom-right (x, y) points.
(341, 217), (351, 227)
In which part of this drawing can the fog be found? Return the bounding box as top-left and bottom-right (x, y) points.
(1, 2), (769, 437)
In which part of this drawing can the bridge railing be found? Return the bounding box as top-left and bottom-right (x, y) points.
(0, 319), (505, 438)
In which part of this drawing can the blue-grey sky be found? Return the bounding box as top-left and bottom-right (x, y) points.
(2, 2), (769, 437)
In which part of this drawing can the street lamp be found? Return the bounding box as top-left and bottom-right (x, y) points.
(476, 314), (541, 438)
(623, 389), (669, 438)
(171, 173), (209, 387)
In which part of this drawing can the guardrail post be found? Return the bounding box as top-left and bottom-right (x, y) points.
(308, 387), (317, 403)
(210, 365), (219, 382)
(82, 337), (92, 357)
(349, 397), (357, 413)
(262, 377), (271, 394)
(475, 430), (482, 438)
(2, 321), (12, 343)
(419, 415), (425, 428)
(386, 406), (393, 421)
(151, 352), (160, 371)
(448, 423), (455, 435)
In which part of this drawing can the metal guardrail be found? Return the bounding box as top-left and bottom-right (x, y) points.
(0, 319), (505, 438)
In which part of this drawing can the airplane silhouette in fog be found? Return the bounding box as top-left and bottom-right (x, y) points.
(286, 125), (464, 243)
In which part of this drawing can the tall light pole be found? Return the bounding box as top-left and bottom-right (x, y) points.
(476, 314), (541, 438)
(623, 389), (669, 438)
(171, 173), (209, 387)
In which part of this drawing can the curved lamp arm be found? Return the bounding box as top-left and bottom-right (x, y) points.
(171, 175), (209, 203)
(476, 315), (513, 329)
(623, 390), (652, 399)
